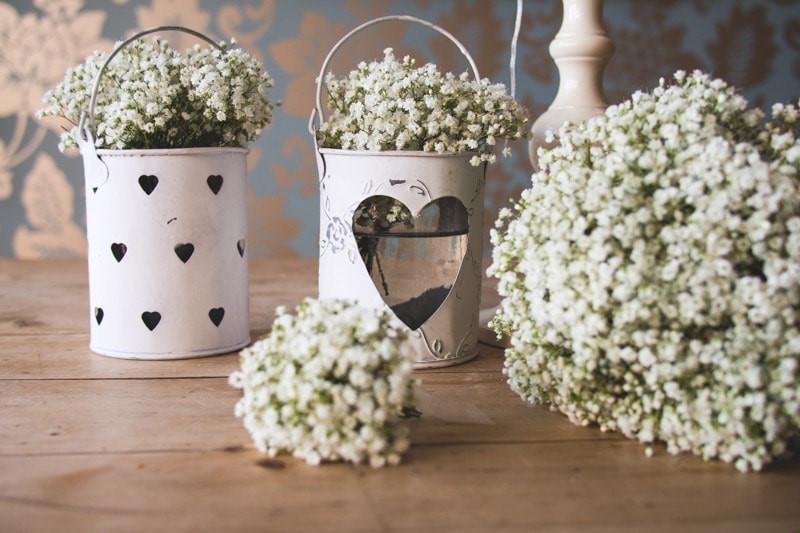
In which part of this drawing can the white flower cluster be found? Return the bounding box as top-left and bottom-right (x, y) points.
(38, 37), (274, 151)
(488, 70), (800, 472)
(229, 298), (417, 468)
(318, 48), (527, 166)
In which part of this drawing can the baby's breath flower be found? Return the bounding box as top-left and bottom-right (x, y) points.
(318, 49), (527, 166)
(229, 298), (417, 467)
(489, 70), (800, 472)
(38, 36), (275, 151)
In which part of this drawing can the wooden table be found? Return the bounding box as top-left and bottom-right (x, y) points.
(1, 258), (799, 532)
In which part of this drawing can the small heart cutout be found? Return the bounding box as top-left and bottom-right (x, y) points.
(174, 243), (194, 263)
(138, 175), (158, 195)
(208, 307), (225, 327)
(141, 311), (161, 331)
(111, 243), (127, 262)
(237, 239), (246, 258)
(207, 175), (223, 195)
(95, 307), (104, 325)
(353, 196), (469, 330)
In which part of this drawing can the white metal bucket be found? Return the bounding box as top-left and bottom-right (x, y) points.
(75, 26), (250, 359)
(310, 16), (486, 368)
(316, 149), (485, 368)
(79, 147), (251, 359)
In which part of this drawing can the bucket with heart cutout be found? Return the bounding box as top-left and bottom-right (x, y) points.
(310, 16), (486, 368)
(76, 27), (250, 359)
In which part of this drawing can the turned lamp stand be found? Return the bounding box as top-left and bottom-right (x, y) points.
(528, 0), (614, 169)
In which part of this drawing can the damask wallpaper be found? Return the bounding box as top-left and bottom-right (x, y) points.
(0, 0), (798, 258)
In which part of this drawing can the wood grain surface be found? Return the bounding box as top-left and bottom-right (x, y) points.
(1, 258), (798, 532)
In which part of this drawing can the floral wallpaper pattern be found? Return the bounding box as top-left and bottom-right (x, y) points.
(1, 0), (798, 258)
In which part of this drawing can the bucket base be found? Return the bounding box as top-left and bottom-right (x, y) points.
(412, 347), (478, 369)
(90, 337), (251, 360)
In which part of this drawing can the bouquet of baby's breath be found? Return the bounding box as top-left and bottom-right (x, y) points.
(229, 298), (417, 468)
(38, 36), (274, 151)
(317, 48), (528, 166)
(489, 70), (800, 472)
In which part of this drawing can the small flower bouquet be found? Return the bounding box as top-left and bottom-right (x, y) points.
(489, 70), (800, 471)
(318, 48), (527, 166)
(229, 298), (417, 467)
(37, 35), (274, 151)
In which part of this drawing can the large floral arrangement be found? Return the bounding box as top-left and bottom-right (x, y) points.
(37, 36), (274, 151)
(229, 298), (417, 468)
(317, 48), (528, 166)
(488, 70), (800, 472)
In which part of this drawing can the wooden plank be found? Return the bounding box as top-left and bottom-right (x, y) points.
(0, 318), (283, 382)
(0, 377), (248, 455)
(0, 259), (89, 336)
(1, 444), (797, 532)
(0, 450), (380, 532)
(0, 335), (242, 380)
(0, 257), (310, 380)
(363, 441), (800, 531)
(410, 359), (623, 446)
(0, 334), (502, 380)
(0, 258), (316, 339)
(0, 362), (611, 456)
(2, 258), (799, 532)
(0, 258), (502, 379)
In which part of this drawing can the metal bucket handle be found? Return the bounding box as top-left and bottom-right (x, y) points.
(308, 15), (481, 135)
(77, 25), (224, 143)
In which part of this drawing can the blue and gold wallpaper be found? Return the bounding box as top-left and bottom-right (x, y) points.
(1, 0), (798, 258)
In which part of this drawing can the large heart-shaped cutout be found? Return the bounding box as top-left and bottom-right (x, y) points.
(352, 196), (469, 330)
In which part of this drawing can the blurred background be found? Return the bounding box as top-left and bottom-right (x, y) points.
(1, 0), (798, 259)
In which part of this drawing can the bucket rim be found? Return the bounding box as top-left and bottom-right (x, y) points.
(317, 147), (480, 159)
(94, 146), (250, 157)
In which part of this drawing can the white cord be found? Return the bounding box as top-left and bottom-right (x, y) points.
(510, 0), (523, 98)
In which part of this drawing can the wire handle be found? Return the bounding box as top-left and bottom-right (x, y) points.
(309, 15), (481, 135)
(78, 25), (223, 142)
